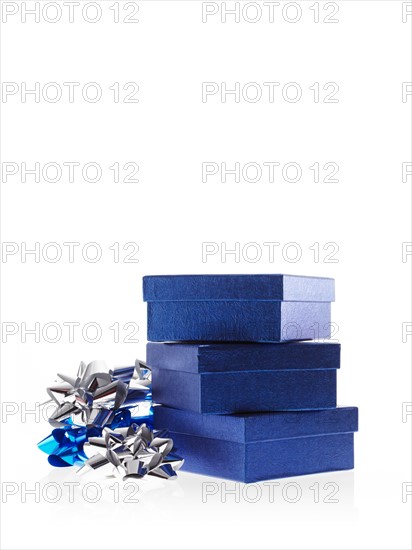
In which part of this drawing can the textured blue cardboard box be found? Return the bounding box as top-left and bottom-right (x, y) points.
(147, 341), (340, 372)
(148, 342), (339, 413)
(143, 274), (335, 301)
(154, 406), (358, 482)
(143, 275), (334, 342)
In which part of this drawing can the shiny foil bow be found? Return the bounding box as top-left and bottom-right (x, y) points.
(45, 359), (152, 429)
(38, 359), (183, 479)
(78, 423), (183, 480)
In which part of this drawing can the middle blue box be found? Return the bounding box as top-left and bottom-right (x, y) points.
(147, 341), (339, 414)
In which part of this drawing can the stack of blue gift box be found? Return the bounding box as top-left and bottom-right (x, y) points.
(144, 274), (358, 483)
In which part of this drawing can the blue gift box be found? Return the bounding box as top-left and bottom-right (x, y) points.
(148, 342), (339, 413)
(154, 406), (358, 482)
(143, 274), (334, 342)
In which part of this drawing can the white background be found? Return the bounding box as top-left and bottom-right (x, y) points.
(1, 1), (411, 548)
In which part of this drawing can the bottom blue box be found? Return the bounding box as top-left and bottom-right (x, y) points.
(154, 406), (358, 483)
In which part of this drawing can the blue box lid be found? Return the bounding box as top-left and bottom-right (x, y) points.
(143, 274), (335, 302)
(147, 342), (340, 373)
(154, 406), (358, 443)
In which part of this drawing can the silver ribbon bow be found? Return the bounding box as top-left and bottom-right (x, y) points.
(40, 359), (184, 480)
(46, 359), (151, 428)
(78, 423), (184, 480)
